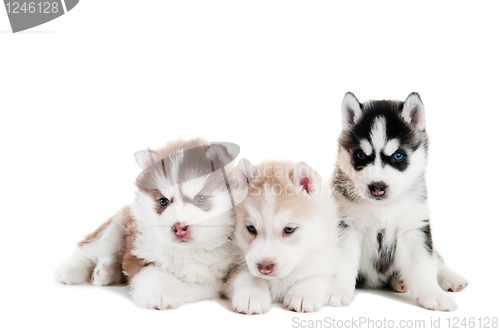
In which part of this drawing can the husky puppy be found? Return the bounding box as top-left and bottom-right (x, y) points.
(332, 92), (468, 311)
(55, 138), (237, 309)
(225, 160), (350, 314)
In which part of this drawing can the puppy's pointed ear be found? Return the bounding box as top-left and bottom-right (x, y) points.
(341, 92), (363, 130)
(207, 143), (232, 171)
(134, 149), (157, 170)
(235, 158), (255, 189)
(402, 92), (426, 131)
(292, 162), (321, 195)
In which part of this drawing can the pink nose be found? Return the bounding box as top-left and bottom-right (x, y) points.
(257, 261), (275, 275)
(172, 223), (190, 238)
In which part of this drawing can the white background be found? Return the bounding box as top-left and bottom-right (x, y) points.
(1, 1), (499, 331)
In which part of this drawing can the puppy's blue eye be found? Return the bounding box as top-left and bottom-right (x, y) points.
(159, 197), (169, 206)
(247, 225), (257, 234)
(283, 227), (296, 235)
(357, 152), (367, 160)
(392, 152), (405, 161)
(195, 195), (208, 204)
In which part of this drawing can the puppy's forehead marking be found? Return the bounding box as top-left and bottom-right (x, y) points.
(246, 205), (263, 226)
(360, 139), (373, 156)
(169, 151), (183, 183)
(154, 174), (173, 192)
(159, 185), (177, 199)
(180, 175), (207, 198)
(370, 116), (387, 152)
(274, 209), (293, 226)
(264, 183), (275, 207)
(373, 153), (382, 168)
(263, 195), (279, 230)
(383, 139), (400, 156)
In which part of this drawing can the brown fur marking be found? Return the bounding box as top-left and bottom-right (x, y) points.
(78, 217), (113, 246)
(117, 206), (151, 282)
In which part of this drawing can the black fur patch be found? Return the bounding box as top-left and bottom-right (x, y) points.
(374, 229), (397, 274)
(340, 101), (405, 148)
(338, 99), (428, 173)
(377, 229), (384, 249)
(338, 220), (348, 230)
(380, 150), (409, 171)
(337, 220), (349, 237)
(355, 272), (367, 289)
(421, 222), (433, 255)
(352, 148), (376, 170)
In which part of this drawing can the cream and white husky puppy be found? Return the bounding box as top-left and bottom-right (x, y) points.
(225, 160), (352, 314)
(55, 138), (237, 309)
(332, 92), (468, 311)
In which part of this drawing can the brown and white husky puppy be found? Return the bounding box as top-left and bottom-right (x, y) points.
(332, 92), (468, 311)
(225, 160), (352, 314)
(55, 138), (238, 310)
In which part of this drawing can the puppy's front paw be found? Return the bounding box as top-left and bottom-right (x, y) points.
(284, 291), (324, 313)
(438, 269), (468, 292)
(327, 289), (354, 307)
(54, 264), (91, 285)
(232, 288), (271, 315)
(417, 291), (457, 312)
(130, 284), (184, 310)
(390, 273), (407, 293)
(91, 261), (122, 286)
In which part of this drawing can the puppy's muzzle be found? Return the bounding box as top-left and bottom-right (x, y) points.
(369, 182), (387, 197)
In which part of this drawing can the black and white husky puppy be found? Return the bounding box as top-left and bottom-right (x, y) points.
(332, 92), (468, 311)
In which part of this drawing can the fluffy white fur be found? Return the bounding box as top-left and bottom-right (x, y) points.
(225, 160), (353, 314)
(334, 93), (468, 311)
(54, 208), (127, 287)
(55, 139), (237, 310)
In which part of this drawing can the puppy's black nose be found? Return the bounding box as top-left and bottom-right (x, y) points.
(369, 182), (387, 197)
